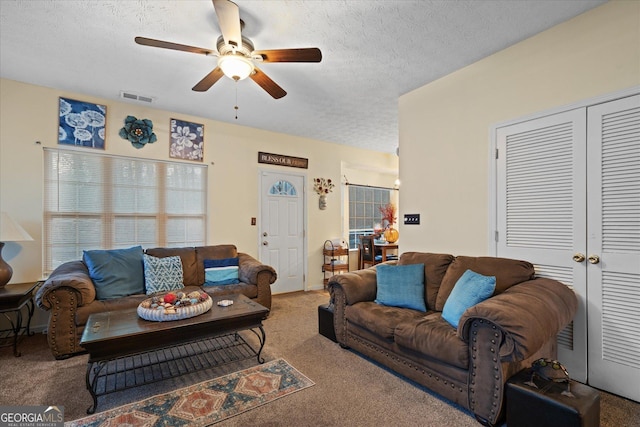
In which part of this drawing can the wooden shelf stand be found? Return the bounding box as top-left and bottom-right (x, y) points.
(322, 240), (349, 288)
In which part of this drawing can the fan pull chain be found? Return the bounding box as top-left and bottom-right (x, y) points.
(234, 81), (239, 120)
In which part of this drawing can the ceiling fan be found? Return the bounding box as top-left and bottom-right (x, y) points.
(135, 0), (322, 99)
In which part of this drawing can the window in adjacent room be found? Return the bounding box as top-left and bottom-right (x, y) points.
(43, 148), (207, 274)
(347, 185), (392, 249)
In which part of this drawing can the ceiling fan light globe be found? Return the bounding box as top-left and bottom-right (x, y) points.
(218, 55), (254, 81)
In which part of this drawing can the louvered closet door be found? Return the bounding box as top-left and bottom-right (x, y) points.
(586, 94), (640, 401)
(496, 108), (588, 382)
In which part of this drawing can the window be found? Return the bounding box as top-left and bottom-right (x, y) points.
(269, 180), (297, 196)
(43, 148), (207, 273)
(348, 185), (392, 249)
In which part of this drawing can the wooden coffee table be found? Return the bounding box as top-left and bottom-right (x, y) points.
(80, 293), (269, 414)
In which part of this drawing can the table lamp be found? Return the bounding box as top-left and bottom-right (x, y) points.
(0, 211), (34, 287)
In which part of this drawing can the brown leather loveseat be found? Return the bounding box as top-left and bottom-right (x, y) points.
(35, 244), (277, 359)
(328, 252), (577, 426)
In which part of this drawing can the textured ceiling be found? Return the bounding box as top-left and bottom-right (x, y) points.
(0, 0), (605, 153)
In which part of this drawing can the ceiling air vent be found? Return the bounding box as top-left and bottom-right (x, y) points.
(120, 91), (155, 104)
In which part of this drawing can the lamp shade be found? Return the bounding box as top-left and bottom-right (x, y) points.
(0, 211), (33, 242)
(218, 55), (254, 81)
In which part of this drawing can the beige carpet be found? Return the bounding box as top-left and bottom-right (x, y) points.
(1, 290), (638, 426)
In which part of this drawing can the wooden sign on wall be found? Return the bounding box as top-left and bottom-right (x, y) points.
(258, 152), (308, 169)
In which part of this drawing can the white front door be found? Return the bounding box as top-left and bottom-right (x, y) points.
(259, 171), (305, 294)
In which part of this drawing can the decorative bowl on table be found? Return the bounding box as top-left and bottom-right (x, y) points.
(137, 290), (212, 322)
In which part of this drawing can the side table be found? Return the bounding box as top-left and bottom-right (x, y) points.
(0, 281), (41, 357)
(506, 368), (600, 427)
(318, 303), (337, 342)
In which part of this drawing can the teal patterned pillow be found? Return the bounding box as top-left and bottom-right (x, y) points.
(143, 254), (184, 295)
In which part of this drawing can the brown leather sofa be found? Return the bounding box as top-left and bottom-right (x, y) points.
(35, 244), (277, 359)
(328, 252), (577, 427)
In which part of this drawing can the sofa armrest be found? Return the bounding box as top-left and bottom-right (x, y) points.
(35, 260), (96, 310)
(328, 268), (378, 345)
(237, 253), (277, 285)
(237, 252), (277, 310)
(327, 268), (378, 305)
(458, 277), (577, 362)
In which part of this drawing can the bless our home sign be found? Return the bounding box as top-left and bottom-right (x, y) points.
(258, 152), (308, 169)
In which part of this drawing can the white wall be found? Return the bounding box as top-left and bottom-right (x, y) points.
(0, 78), (397, 329)
(398, 1), (640, 256)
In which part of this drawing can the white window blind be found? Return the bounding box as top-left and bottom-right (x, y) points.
(347, 185), (392, 249)
(43, 148), (207, 273)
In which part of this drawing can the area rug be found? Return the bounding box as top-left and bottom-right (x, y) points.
(65, 358), (314, 426)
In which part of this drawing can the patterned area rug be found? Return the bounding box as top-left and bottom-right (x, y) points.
(65, 359), (314, 426)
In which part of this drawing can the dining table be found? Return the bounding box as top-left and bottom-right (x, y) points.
(374, 241), (398, 262)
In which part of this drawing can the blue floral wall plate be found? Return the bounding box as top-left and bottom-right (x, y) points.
(119, 115), (157, 149)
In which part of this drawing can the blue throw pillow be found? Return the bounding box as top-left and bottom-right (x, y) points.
(143, 254), (184, 295)
(204, 257), (240, 286)
(442, 269), (496, 328)
(375, 263), (426, 312)
(83, 246), (145, 300)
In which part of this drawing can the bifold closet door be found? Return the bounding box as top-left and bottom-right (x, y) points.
(496, 108), (588, 382)
(496, 93), (640, 400)
(585, 94), (640, 402)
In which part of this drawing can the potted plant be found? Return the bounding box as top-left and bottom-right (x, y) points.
(379, 203), (399, 243)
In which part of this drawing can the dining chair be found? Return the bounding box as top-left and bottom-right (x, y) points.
(361, 235), (400, 268)
(360, 235), (377, 268)
(362, 235), (401, 268)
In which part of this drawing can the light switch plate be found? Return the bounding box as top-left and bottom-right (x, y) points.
(404, 214), (420, 225)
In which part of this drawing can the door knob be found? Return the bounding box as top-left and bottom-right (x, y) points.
(262, 241), (268, 246)
(263, 232), (268, 237)
(588, 254), (600, 264)
(572, 253), (585, 263)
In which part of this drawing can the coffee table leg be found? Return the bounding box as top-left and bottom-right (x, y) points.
(85, 360), (105, 414)
(249, 326), (266, 364)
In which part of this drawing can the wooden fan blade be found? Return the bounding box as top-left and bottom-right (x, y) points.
(192, 67), (225, 92)
(253, 48), (322, 63)
(213, 0), (242, 50)
(135, 37), (214, 56)
(250, 67), (287, 99)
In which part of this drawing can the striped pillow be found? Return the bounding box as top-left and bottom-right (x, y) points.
(204, 257), (240, 286)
